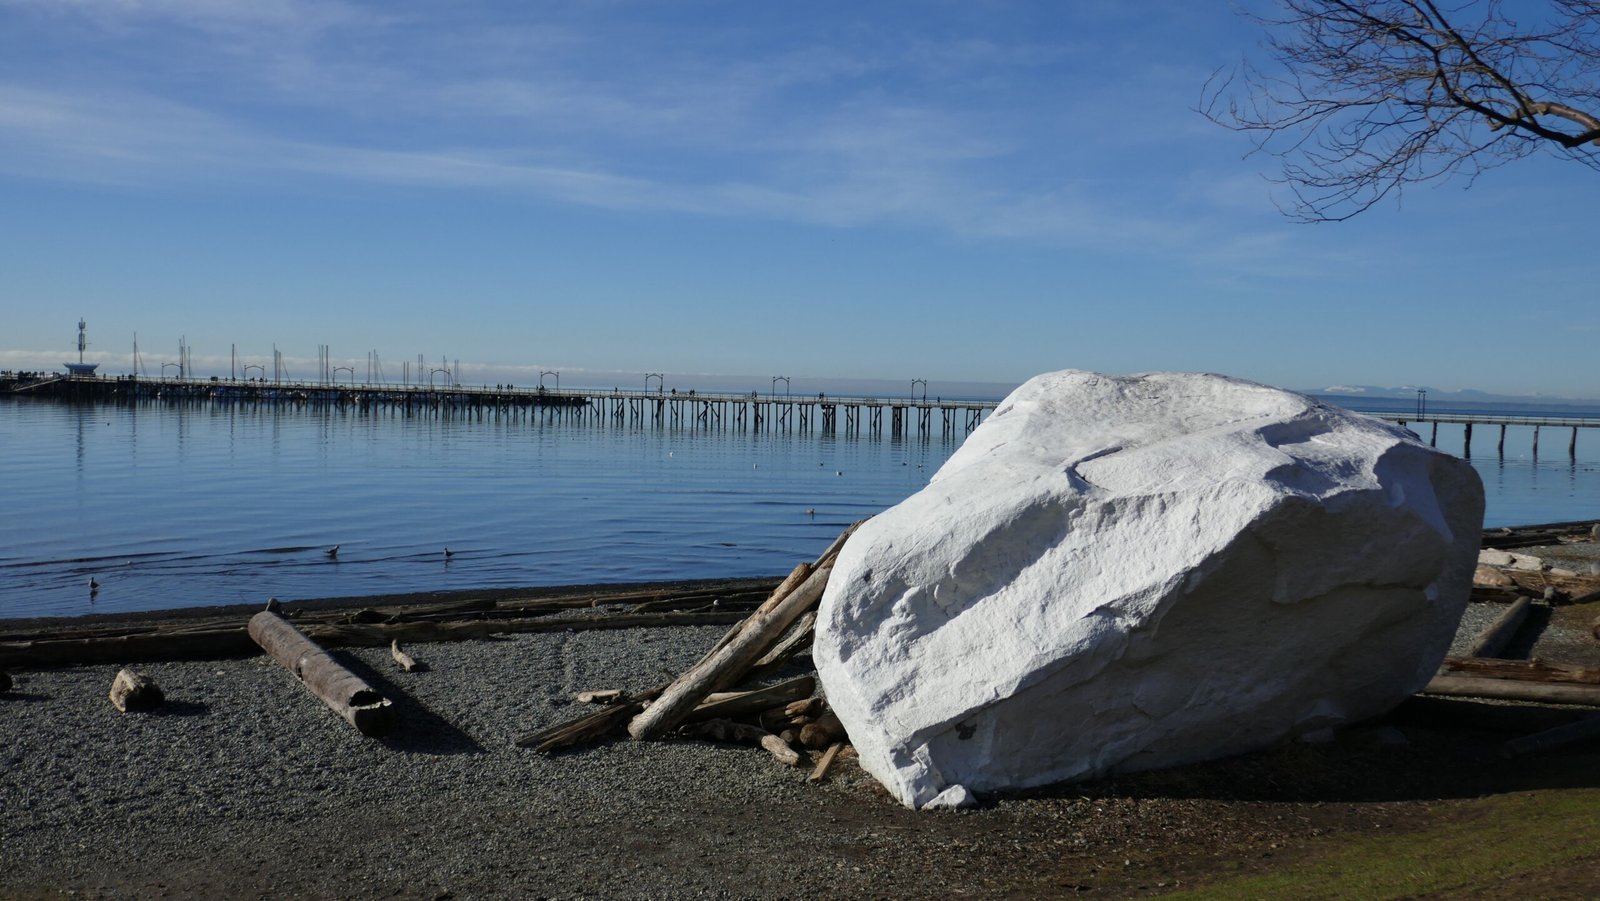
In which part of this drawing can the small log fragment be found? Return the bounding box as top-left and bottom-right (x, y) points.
(248, 607), (394, 736)
(575, 689), (624, 704)
(1503, 713), (1600, 758)
(108, 668), (164, 712)
(390, 640), (419, 673)
(799, 711), (846, 750)
(1466, 596), (1533, 659)
(684, 676), (815, 725)
(761, 734), (803, 767)
(808, 741), (845, 783)
(1423, 674), (1600, 707)
(784, 697), (823, 718)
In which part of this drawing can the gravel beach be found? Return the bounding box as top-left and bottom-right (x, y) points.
(6, 572), (1600, 899)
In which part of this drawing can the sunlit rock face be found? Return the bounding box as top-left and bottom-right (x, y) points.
(814, 370), (1484, 809)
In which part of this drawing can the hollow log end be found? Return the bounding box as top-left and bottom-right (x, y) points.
(349, 698), (395, 737)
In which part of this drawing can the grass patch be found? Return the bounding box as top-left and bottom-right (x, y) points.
(1166, 789), (1600, 900)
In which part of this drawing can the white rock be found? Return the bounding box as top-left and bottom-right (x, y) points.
(814, 370), (1484, 809)
(1478, 549), (1514, 566)
(920, 784), (978, 810)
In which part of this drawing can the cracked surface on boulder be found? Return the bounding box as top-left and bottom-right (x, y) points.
(814, 370), (1484, 809)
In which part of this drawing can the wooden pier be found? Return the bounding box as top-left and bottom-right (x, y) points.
(1371, 411), (1599, 461)
(1, 374), (997, 439)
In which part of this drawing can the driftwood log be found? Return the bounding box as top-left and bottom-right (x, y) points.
(628, 563), (834, 740)
(108, 668), (164, 712)
(1440, 656), (1600, 685)
(0, 670), (10, 693)
(682, 676), (816, 725)
(628, 522), (859, 742)
(0, 609), (749, 669)
(1466, 596), (1534, 659)
(799, 711), (846, 750)
(1423, 674), (1600, 707)
(248, 608), (395, 736)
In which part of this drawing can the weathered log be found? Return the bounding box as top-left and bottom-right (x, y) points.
(1423, 674), (1600, 707)
(248, 608), (394, 736)
(108, 668), (164, 712)
(1440, 656), (1600, 685)
(745, 611), (817, 682)
(0, 670), (11, 693)
(1466, 596), (1533, 658)
(390, 640), (419, 673)
(683, 676), (815, 725)
(0, 609), (748, 669)
(627, 563), (834, 741)
(808, 741), (845, 783)
(1502, 713), (1600, 758)
(575, 689), (624, 704)
(516, 685), (665, 752)
(799, 711), (846, 750)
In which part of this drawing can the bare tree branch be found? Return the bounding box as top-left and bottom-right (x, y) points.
(1202, 0), (1600, 221)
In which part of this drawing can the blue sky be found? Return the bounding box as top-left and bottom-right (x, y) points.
(1, 0), (1594, 398)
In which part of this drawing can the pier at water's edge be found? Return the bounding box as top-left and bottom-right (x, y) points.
(1, 372), (996, 439)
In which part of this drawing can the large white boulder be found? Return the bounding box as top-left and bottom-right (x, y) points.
(814, 370), (1484, 809)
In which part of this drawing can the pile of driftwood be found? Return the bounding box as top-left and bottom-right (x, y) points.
(6, 518), (1600, 770)
(0, 581), (778, 668)
(1421, 520), (1600, 756)
(515, 523), (863, 781)
(0, 580), (783, 737)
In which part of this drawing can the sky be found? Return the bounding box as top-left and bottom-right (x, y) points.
(1, 0), (1595, 399)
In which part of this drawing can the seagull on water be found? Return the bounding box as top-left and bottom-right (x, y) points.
(325, 545), (340, 559)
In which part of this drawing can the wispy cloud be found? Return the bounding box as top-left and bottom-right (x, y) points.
(0, 2), (1306, 274)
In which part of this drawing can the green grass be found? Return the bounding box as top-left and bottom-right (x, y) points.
(1165, 789), (1600, 900)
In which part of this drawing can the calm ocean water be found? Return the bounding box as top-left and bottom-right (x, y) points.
(3, 394), (1597, 620)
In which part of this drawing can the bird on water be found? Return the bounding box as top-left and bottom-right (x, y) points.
(88, 577), (100, 594)
(326, 545), (340, 559)
(444, 548), (455, 560)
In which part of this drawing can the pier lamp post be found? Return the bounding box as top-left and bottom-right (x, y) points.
(162, 362), (182, 380)
(772, 376), (790, 399)
(1416, 388), (1427, 419)
(540, 370), (560, 392)
(911, 378), (928, 403)
(242, 364), (264, 381)
(645, 373), (664, 394)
